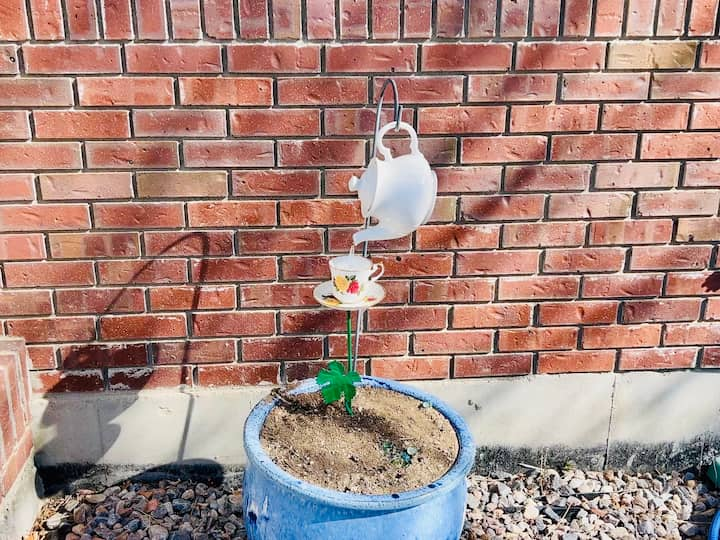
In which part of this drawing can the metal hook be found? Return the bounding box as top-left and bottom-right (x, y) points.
(373, 78), (403, 156)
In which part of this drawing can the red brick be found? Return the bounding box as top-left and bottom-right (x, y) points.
(453, 304), (531, 328)
(583, 324), (661, 349)
(197, 364), (279, 387)
(625, 0), (656, 35)
(416, 224), (499, 250)
(60, 343), (147, 369)
(7, 317), (95, 343)
(590, 220), (673, 245)
(368, 307), (447, 331)
(35, 111), (129, 139)
(135, 0), (167, 38)
(238, 0), (268, 38)
(707, 298), (720, 320)
(684, 162), (720, 187)
(657, 0), (686, 35)
(499, 327), (578, 352)
(620, 348), (697, 370)
(170, 0), (201, 38)
(630, 246), (712, 271)
(594, 162), (679, 189)
(373, 253), (453, 278)
(517, 42), (604, 70)
(665, 323), (720, 345)
(676, 218), (720, 242)
(327, 44), (416, 72)
(278, 77), (367, 105)
(94, 203), (184, 229)
(49, 232), (139, 258)
(510, 104), (597, 132)
(539, 351), (615, 374)
(457, 250), (539, 275)
(24, 44), (120, 74)
(193, 312), (275, 337)
(154, 340), (237, 364)
(0, 79), (73, 107)
(505, 164), (590, 191)
(324, 107), (414, 136)
(423, 43), (512, 71)
(583, 274), (663, 298)
(29, 0), (64, 39)
(539, 301), (619, 325)
(413, 278), (495, 303)
(375, 76), (463, 104)
(500, 0), (529, 36)
(381, 137), (457, 165)
(702, 348), (720, 367)
(306, 0), (335, 39)
(240, 283), (316, 308)
(184, 140), (273, 168)
(0, 175), (33, 201)
(190, 257), (277, 282)
(651, 73), (720, 99)
(86, 141), (178, 169)
(281, 255), (331, 280)
(0, 204), (89, 232)
(404, 0), (432, 37)
(462, 136), (547, 164)
(108, 367), (191, 390)
(370, 357), (449, 380)
(637, 190), (720, 216)
(0, 45), (18, 75)
(56, 288), (145, 314)
(149, 286), (236, 311)
(372, 0), (399, 38)
(272, 0), (301, 38)
(101, 0), (133, 39)
(503, 222), (585, 248)
(4, 261), (94, 287)
(78, 77), (174, 106)
(435, 0), (464, 36)
(418, 106), (505, 135)
(179, 77), (272, 106)
(562, 73), (649, 101)
(126, 44), (221, 73)
(469, 74), (556, 103)
(544, 248), (626, 273)
(233, 170), (319, 197)
(145, 231), (234, 256)
(284, 360), (367, 380)
(549, 193), (633, 219)
(98, 259), (187, 285)
(455, 353), (533, 377)
(328, 333), (408, 357)
(186, 201), (275, 227)
(0, 112), (29, 140)
(532, 0), (560, 35)
(339, 0), (368, 38)
(328, 229), (411, 253)
(239, 229), (323, 254)
(100, 314), (186, 340)
(0, 143), (82, 171)
(281, 310), (358, 334)
(0, 0), (30, 39)
(134, 110), (226, 137)
(230, 109), (319, 136)
(435, 166), (501, 193)
(39, 173), (132, 200)
(498, 276), (579, 300)
(279, 140), (366, 167)
(27, 346), (57, 370)
(461, 194), (545, 221)
(603, 104), (689, 131)
(701, 42), (720, 66)
(415, 330), (491, 354)
(691, 103), (720, 129)
(623, 299), (701, 323)
(552, 134), (637, 161)
(242, 337), (322, 361)
(66, 0), (99, 39)
(227, 44), (319, 73)
(642, 133), (720, 159)
(689, 0), (719, 34)
(32, 370), (104, 393)
(0, 291), (52, 316)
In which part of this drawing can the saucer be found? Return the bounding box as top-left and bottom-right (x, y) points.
(313, 280), (385, 311)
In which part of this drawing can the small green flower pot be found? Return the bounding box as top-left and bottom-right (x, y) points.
(710, 456), (720, 488)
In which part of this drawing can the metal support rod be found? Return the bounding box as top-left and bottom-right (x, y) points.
(353, 78), (403, 369)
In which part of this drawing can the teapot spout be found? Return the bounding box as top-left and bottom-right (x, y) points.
(353, 225), (407, 245)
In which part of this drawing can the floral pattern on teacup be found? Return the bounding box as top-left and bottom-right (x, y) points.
(334, 275), (361, 295)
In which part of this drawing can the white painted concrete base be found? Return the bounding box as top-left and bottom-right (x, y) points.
(30, 371), (720, 470)
(0, 457), (43, 540)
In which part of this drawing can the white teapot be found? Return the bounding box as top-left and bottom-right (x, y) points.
(349, 121), (437, 245)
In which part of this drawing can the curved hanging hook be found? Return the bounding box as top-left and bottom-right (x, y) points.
(372, 78), (403, 156)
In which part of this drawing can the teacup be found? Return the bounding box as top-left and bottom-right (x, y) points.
(329, 255), (384, 304)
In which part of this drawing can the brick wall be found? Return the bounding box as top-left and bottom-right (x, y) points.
(0, 338), (33, 502)
(0, 0), (719, 393)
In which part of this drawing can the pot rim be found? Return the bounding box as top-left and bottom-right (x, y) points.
(243, 375), (476, 511)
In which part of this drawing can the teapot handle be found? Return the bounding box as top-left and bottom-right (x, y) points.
(375, 121), (420, 161)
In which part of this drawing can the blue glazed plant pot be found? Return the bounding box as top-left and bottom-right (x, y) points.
(243, 376), (476, 540)
(711, 509), (720, 540)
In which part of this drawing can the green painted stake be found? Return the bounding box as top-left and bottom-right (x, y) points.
(347, 310), (354, 373)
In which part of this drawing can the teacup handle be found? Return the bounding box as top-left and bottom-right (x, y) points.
(375, 121), (420, 161)
(369, 263), (384, 282)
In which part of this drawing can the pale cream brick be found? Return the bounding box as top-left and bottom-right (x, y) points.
(608, 41), (698, 69)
